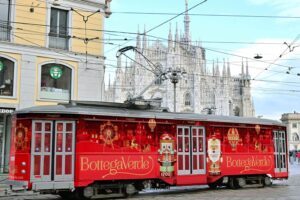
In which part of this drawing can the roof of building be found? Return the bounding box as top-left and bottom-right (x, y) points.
(281, 112), (300, 121)
(14, 101), (283, 126)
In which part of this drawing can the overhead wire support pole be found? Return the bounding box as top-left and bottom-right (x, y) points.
(71, 8), (101, 67)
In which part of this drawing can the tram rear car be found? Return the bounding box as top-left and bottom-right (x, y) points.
(8, 102), (288, 198)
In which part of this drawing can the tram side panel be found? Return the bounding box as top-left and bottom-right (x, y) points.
(8, 118), (32, 188)
(74, 118), (177, 187)
(206, 125), (288, 184)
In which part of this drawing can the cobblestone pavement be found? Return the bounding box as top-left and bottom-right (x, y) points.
(1, 164), (299, 200)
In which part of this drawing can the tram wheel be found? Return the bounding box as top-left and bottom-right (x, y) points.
(208, 182), (218, 189)
(228, 178), (240, 189)
(58, 190), (81, 200)
(236, 177), (246, 188)
(263, 176), (272, 187)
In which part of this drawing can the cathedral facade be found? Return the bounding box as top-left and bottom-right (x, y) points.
(105, 1), (255, 117)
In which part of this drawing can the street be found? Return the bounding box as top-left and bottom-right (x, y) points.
(0, 163), (299, 200)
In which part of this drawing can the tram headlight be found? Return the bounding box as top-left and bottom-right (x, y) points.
(21, 162), (26, 166)
(21, 169), (26, 174)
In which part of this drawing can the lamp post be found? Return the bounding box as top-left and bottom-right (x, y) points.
(166, 68), (186, 112)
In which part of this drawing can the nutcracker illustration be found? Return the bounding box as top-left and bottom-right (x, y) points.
(15, 123), (28, 151)
(158, 133), (176, 177)
(208, 135), (221, 175)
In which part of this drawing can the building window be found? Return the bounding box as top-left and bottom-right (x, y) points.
(49, 8), (69, 50)
(0, 0), (11, 41)
(40, 64), (72, 101)
(0, 57), (14, 96)
(154, 63), (163, 85)
(184, 93), (191, 106)
(292, 123), (297, 128)
(234, 106), (240, 116)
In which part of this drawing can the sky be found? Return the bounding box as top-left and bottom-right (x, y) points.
(103, 0), (300, 120)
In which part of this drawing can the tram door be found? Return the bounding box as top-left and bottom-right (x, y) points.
(177, 126), (206, 175)
(31, 121), (75, 189)
(274, 130), (287, 173)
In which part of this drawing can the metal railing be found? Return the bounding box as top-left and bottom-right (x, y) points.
(49, 33), (69, 50)
(0, 24), (11, 41)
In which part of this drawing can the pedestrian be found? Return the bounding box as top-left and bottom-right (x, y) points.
(289, 151), (294, 164)
(293, 151), (297, 163)
(297, 151), (300, 164)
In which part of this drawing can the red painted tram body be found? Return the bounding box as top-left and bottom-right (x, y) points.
(7, 102), (288, 198)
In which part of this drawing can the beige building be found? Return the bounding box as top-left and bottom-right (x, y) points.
(0, 0), (112, 173)
(281, 112), (300, 151)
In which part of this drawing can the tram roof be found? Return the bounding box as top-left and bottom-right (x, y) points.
(14, 101), (283, 126)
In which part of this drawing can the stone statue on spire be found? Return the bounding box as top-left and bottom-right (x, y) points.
(184, 0), (191, 44)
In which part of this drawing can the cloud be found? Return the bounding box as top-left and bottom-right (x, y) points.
(230, 38), (300, 118)
(248, 0), (300, 18)
(229, 38), (291, 77)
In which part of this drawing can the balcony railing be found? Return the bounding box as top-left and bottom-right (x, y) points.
(0, 24), (11, 41)
(49, 33), (69, 50)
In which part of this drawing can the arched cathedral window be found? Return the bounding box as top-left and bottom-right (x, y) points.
(292, 133), (299, 141)
(234, 106), (240, 116)
(184, 93), (191, 106)
(154, 63), (163, 85)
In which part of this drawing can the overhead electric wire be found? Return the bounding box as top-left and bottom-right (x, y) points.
(111, 11), (300, 19)
(10, 23), (300, 79)
(4, 1), (300, 20)
(254, 34), (300, 79)
(105, 0), (208, 54)
(3, 1), (300, 79)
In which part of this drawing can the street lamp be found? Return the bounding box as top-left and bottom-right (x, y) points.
(254, 54), (263, 59)
(166, 68), (187, 112)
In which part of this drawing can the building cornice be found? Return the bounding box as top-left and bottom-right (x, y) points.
(281, 113), (300, 121)
(0, 41), (104, 63)
(49, 0), (106, 12)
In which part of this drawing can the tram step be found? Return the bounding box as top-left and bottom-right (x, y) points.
(92, 193), (127, 199)
(242, 183), (264, 188)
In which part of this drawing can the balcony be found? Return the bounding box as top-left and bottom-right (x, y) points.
(0, 24), (10, 41)
(49, 33), (69, 50)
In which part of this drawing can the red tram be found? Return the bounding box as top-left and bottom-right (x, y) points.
(7, 101), (288, 199)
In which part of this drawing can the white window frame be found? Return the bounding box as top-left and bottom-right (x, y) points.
(46, 4), (72, 50)
(0, 55), (18, 99)
(38, 61), (74, 102)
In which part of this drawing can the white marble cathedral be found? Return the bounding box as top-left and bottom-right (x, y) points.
(105, 0), (255, 117)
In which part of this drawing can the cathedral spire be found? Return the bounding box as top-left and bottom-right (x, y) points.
(227, 58), (231, 77)
(212, 60), (215, 76)
(223, 58), (227, 77)
(241, 58), (245, 77)
(184, 0), (191, 43)
(136, 25), (141, 49)
(246, 58), (249, 78)
(168, 23), (173, 49)
(175, 22), (179, 48)
(143, 25), (147, 50)
(117, 54), (122, 68)
(216, 59), (220, 76)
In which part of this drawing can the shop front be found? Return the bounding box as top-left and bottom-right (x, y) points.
(0, 107), (14, 173)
